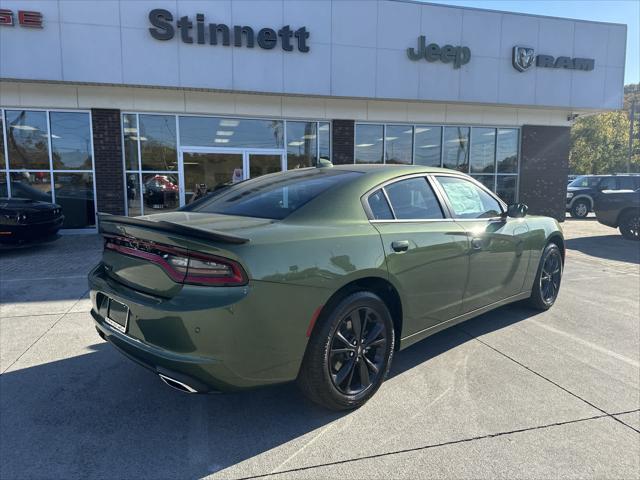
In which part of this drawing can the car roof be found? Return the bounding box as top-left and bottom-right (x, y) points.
(327, 164), (453, 174)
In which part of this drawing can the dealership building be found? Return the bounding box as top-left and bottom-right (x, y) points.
(0, 0), (626, 230)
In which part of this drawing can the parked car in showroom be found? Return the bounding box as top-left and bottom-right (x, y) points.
(594, 179), (640, 241)
(90, 165), (564, 410)
(0, 197), (64, 246)
(566, 174), (640, 218)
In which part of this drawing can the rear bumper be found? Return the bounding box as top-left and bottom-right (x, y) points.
(88, 263), (326, 392)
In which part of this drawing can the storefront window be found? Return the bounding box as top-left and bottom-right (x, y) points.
(9, 171), (52, 202)
(142, 172), (180, 213)
(443, 127), (469, 172)
(287, 121), (317, 169)
(183, 152), (243, 204)
(497, 175), (518, 204)
(139, 115), (177, 171)
(5, 110), (49, 169)
(471, 174), (495, 191)
(1, 109), (96, 228)
(50, 112), (93, 170)
(470, 128), (496, 174)
(355, 124), (383, 164)
(125, 173), (142, 216)
(179, 116), (284, 150)
(53, 172), (95, 228)
(123, 114), (139, 170)
(385, 125), (412, 165)
(414, 126), (442, 167)
(0, 171), (6, 197)
(497, 129), (519, 173)
(319, 122), (331, 162)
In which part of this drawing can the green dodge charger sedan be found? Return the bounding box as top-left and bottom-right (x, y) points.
(89, 165), (564, 410)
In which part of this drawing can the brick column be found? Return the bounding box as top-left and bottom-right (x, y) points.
(91, 109), (125, 215)
(519, 125), (570, 222)
(332, 120), (355, 164)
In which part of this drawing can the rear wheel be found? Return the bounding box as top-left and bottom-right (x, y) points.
(297, 291), (395, 410)
(619, 211), (640, 241)
(570, 199), (590, 218)
(527, 243), (563, 311)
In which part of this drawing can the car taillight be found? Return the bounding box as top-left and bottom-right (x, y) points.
(104, 236), (247, 286)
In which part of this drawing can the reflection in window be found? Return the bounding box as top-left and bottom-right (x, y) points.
(385, 125), (412, 165)
(414, 126), (442, 167)
(125, 173), (142, 217)
(9, 171), (52, 202)
(123, 114), (139, 170)
(142, 173), (180, 212)
(471, 175), (495, 191)
(368, 189), (393, 220)
(385, 177), (443, 219)
(183, 152), (243, 204)
(496, 175), (518, 204)
(5, 110), (49, 169)
(496, 129), (518, 173)
(250, 154), (281, 178)
(0, 116), (5, 169)
(139, 115), (177, 171)
(0, 171), (6, 197)
(319, 122), (330, 162)
(355, 124), (383, 164)
(50, 112), (93, 170)
(470, 128), (495, 174)
(53, 173), (95, 228)
(287, 121), (317, 169)
(179, 116), (284, 150)
(443, 127), (469, 172)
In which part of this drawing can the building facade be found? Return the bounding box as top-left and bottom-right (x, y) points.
(0, 0), (626, 229)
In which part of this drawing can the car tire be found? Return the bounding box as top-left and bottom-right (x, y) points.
(570, 199), (590, 218)
(297, 291), (395, 411)
(619, 211), (640, 241)
(527, 243), (563, 311)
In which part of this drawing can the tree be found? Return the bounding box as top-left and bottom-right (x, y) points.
(569, 83), (640, 174)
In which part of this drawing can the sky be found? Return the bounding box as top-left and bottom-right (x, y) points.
(428, 0), (639, 85)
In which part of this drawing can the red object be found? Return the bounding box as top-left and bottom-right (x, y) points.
(306, 306), (323, 337)
(18, 11), (42, 28)
(104, 235), (247, 286)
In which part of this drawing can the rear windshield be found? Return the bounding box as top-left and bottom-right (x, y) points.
(184, 169), (362, 220)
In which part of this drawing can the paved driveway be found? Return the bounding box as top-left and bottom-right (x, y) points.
(1, 220), (638, 479)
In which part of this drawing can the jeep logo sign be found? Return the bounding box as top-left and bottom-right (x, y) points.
(512, 46), (595, 72)
(407, 36), (471, 69)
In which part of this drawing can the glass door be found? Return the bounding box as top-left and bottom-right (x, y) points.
(246, 151), (285, 179)
(181, 150), (244, 205)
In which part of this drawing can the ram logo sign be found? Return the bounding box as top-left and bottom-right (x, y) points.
(512, 46), (595, 72)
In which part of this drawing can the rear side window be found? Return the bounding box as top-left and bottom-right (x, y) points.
(368, 189), (394, 220)
(436, 176), (502, 219)
(189, 169), (362, 220)
(384, 177), (443, 220)
(618, 177), (640, 190)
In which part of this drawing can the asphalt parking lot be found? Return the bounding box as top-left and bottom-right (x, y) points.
(1, 219), (639, 479)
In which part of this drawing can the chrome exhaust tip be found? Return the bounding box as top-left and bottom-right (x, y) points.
(158, 373), (199, 393)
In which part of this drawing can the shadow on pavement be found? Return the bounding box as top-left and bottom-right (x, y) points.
(566, 235), (640, 264)
(0, 303), (538, 479)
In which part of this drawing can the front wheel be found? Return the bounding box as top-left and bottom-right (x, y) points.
(527, 243), (563, 311)
(619, 211), (640, 241)
(297, 291), (395, 410)
(570, 199), (590, 218)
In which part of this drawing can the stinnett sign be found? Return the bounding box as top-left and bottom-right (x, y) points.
(148, 9), (310, 52)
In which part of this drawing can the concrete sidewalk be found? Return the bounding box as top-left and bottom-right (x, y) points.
(0, 220), (638, 479)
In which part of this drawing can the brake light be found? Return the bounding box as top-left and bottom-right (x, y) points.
(104, 236), (247, 286)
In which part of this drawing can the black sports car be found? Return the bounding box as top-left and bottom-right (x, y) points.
(0, 198), (64, 245)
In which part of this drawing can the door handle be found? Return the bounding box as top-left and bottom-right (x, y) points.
(391, 240), (410, 253)
(471, 237), (483, 250)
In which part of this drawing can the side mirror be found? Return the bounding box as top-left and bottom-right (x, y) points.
(506, 203), (528, 218)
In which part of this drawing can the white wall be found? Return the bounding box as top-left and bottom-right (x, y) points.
(0, 81), (573, 126)
(0, 0), (626, 111)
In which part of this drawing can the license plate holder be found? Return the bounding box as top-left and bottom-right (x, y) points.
(105, 297), (129, 334)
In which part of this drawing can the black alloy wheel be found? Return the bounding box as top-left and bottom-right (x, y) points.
(527, 243), (563, 311)
(619, 212), (640, 241)
(329, 306), (387, 396)
(297, 291), (395, 410)
(540, 249), (562, 305)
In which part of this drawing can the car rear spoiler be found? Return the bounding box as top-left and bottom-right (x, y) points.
(97, 213), (249, 245)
